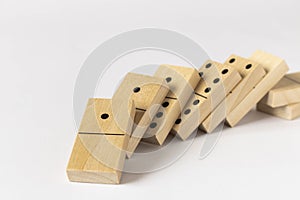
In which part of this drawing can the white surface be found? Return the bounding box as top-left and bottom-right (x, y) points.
(1, 0), (300, 199)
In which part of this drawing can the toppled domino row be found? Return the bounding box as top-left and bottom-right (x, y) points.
(67, 50), (293, 184)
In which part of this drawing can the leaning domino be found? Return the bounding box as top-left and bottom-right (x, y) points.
(225, 50), (289, 127)
(172, 61), (242, 140)
(113, 73), (169, 158)
(199, 55), (266, 133)
(142, 65), (200, 145)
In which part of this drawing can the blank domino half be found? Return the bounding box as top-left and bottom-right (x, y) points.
(142, 65), (200, 145)
(225, 50), (289, 127)
(172, 61), (242, 140)
(113, 73), (169, 158)
(257, 102), (300, 120)
(259, 72), (300, 107)
(67, 98), (135, 184)
(199, 55), (266, 133)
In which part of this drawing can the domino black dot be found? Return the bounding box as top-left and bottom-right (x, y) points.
(245, 64), (252, 69)
(100, 113), (109, 119)
(229, 58), (236, 63)
(150, 122), (157, 128)
(199, 72), (204, 77)
(184, 109), (191, 115)
(222, 69), (229, 74)
(166, 77), (172, 83)
(133, 87), (140, 93)
(213, 78), (220, 84)
(162, 102), (169, 107)
(204, 87), (211, 93)
(156, 112), (163, 118)
(193, 99), (200, 105)
(205, 63), (212, 68)
(175, 119), (182, 124)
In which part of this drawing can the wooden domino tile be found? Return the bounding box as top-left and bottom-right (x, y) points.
(172, 61), (242, 140)
(141, 65), (200, 145)
(199, 55), (266, 133)
(257, 72), (300, 120)
(67, 98), (135, 184)
(225, 50), (289, 127)
(259, 72), (300, 107)
(66, 49), (295, 185)
(257, 102), (300, 120)
(113, 73), (169, 157)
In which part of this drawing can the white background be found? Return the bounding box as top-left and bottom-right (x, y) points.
(1, 0), (300, 199)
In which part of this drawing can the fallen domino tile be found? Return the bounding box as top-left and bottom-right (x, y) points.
(67, 98), (135, 184)
(259, 72), (300, 108)
(257, 101), (300, 120)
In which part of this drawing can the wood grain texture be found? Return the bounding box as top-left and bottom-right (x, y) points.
(67, 134), (129, 184)
(67, 98), (134, 184)
(259, 72), (300, 107)
(142, 65), (200, 145)
(113, 73), (169, 158)
(226, 50), (289, 127)
(172, 61), (242, 140)
(257, 101), (300, 120)
(286, 72), (300, 83)
(200, 55), (266, 133)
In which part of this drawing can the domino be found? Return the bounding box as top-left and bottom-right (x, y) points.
(113, 73), (169, 157)
(257, 102), (300, 120)
(287, 72), (300, 83)
(225, 50), (289, 127)
(67, 98), (135, 184)
(257, 72), (300, 120)
(142, 65), (200, 145)
(259, 72), (300, 107)
(172, 61), (242, 140)
(199, 55), (266, 133)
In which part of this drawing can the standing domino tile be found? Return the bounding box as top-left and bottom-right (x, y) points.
(259, 72), (300, 107)
(172, 61), (242, 140)
(113, 73), (169, 158)
(67, 98), (135, 184)
(142, 65), (200, 145)
(226, 50), (289, 127)
(199, 55), (266, 133)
